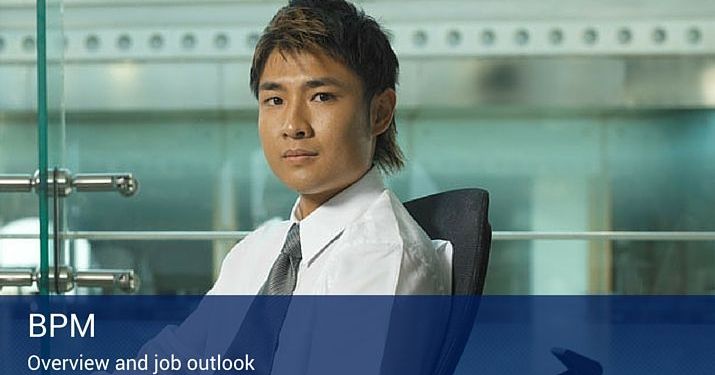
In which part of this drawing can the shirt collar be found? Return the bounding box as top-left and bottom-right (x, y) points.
(289, 167), (386, 265)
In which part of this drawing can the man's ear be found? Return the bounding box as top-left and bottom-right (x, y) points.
(370, 88), (397, 136)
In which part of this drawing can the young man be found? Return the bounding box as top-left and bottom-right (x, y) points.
(123, 3), (451, 374)
(209, 0), (451, 295)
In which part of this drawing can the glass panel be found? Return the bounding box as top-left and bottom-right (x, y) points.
(0, 1), (40, 294)
(0, 0), (65, 295)
(402, 109), (715, 294)
(44, 0), (66, 295)
(64, 112), (261, 294)
(481, 239), (715, 295)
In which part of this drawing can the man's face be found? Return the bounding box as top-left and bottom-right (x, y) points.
(257, 49), (380, 201)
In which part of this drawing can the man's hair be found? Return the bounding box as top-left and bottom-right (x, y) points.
(250, 0), (404, 174)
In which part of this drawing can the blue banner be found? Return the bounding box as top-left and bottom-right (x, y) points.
(1, 296), (713, 374)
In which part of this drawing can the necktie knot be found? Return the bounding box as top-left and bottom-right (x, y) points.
(259, 222), (302, 296)
(281, 223), (302, 260)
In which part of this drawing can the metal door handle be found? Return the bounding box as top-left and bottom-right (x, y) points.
(0, 175), (34, 192)
(0, 266), (139, 293)
(72, 173), (138, 196)
(0, 169), (138, 197)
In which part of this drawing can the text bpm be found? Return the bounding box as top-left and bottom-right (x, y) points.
(29, 313), (95, 338)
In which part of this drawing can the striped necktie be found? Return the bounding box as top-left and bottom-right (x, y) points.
(224, 223), (301, 374)
(260, 223), (302, 295)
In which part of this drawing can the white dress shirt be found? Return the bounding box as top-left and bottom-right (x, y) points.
(209, 167), (452, 295)
(133, 169), (452, 375)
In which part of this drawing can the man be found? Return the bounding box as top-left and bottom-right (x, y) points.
(124, 3), (451, 374)
(209, 0), (451, 295)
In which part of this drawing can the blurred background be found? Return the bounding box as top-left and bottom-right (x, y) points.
(0, 0), (714, 294)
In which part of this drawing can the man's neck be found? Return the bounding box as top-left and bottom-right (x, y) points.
(297, 187), (344, 220)
(296, 168), (374, 220)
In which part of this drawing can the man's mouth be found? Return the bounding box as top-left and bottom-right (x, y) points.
(282, 149), (319, 158)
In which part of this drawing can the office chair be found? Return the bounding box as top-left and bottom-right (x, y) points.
(403, 188), (492, 296)
(381, 188), (491, 375)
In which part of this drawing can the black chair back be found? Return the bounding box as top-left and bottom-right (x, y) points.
(403, 188), (492, 295)
(403, 188), (492, 375)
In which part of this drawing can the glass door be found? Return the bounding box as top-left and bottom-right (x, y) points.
(1, 0), (142, 295)
(0, 0), (49, 295)
(0, 0), (71, 295)
(0, 1), (34, 293)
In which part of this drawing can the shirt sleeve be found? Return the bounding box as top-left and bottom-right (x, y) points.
(323, 242), (403, 295)
(395, 239), (452, 295)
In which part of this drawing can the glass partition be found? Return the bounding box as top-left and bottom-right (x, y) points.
(1, 0), (77, 295)
(400, 109), (715, 294)
(0, 1), (43, 294)
(43, 0), (66, 294)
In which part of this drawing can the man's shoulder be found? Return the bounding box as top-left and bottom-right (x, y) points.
(346, 189), (451, 294)
(347, 190), (432, 249)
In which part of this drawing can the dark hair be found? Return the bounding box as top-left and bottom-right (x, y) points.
(250, 0), (404, 173)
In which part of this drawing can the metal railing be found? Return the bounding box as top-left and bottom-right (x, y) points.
(1, 231), (715, 241)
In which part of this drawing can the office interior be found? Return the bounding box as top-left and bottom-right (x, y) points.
(0, 0), (714, 295)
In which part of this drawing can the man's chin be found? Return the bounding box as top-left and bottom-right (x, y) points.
(276, 170), (365, 199)
(286, 180), (345, 199)
(278, 178), (324, 196)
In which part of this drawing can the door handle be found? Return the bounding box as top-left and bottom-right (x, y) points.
(0, 266), (139, 293)
(0, 169), (138, 197)
(0, 169), (140, 295)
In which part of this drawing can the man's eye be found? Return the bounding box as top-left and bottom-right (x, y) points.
(312, 93), (335, 102)
(264, 97), (283, 106)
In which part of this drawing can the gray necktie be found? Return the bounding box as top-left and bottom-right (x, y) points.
(260, 223), (302, 295)
(225, 223), (301, 374)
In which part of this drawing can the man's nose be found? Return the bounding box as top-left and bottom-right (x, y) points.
(283, 102), (313, 139)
